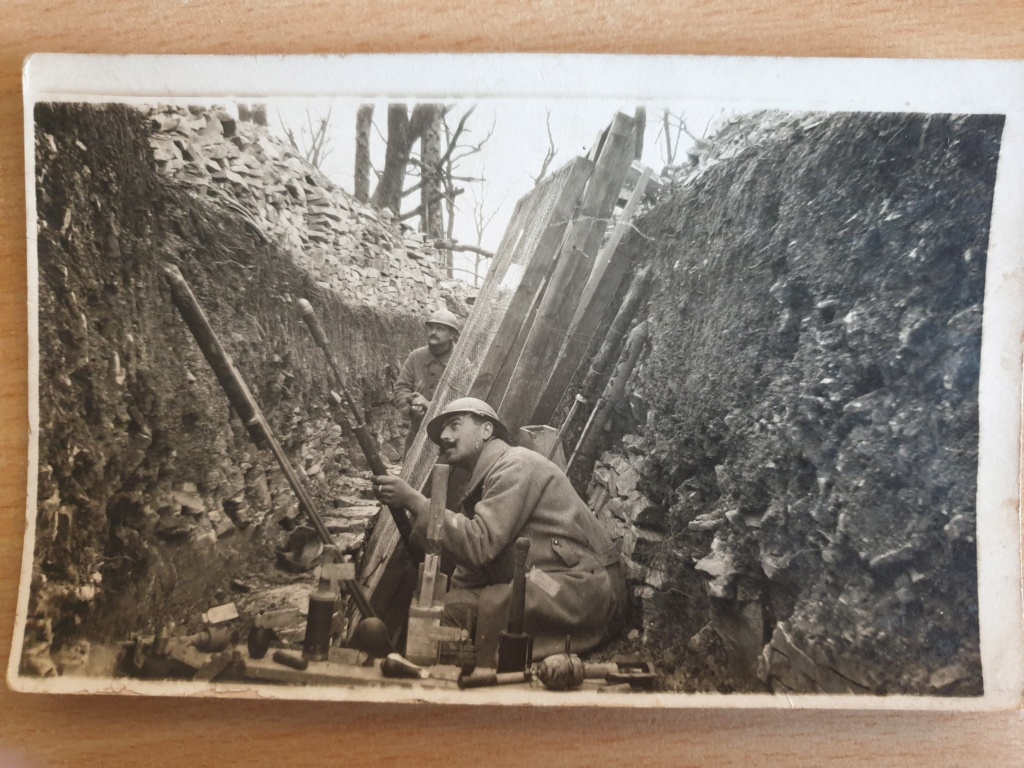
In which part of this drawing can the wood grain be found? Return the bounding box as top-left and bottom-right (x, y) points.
(2, 2), (1023, 765)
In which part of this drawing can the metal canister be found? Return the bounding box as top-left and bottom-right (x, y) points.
(302, 573), (337, 661)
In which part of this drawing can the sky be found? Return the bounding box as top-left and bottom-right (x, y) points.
(265, 99), (734, 282)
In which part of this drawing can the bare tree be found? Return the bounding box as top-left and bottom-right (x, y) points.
(430, 171), (501, 286)
(656, 109), (721, 170)
(532, 111), (558, 187)
(659, 109), (685, 167)
(466, 183), (501, 285)
(355, 103), (497, 280)
(432, 107), (492, 276)
(382, 105), (493, 276)
(277, 107), (334, 170)
(439, 107), (480, 243)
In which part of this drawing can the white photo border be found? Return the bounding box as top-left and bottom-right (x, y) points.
(12, 53), (1024, 711)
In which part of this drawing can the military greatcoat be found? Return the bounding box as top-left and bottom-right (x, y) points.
(412, 438), (626, 663)
(394, 345), (452, 453)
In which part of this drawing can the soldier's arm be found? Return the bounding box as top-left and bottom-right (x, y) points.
(440, 453), (547, 569)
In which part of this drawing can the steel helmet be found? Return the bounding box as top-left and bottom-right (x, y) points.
(425, 308), (463, 334)
(426, 397), (509, 445)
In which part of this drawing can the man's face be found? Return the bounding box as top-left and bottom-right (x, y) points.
(437, 414), (491, 468)
(426, 323), (457, 351)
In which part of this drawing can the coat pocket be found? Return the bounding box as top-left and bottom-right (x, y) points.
(550, 538), (581, 569)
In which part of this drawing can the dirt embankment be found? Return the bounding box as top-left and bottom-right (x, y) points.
(588, 112), (1002, 695)
(25, 103), (446, 673)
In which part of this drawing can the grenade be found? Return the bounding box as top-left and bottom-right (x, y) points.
(187, 626), (235, 653)
(247, 626), (273, 660)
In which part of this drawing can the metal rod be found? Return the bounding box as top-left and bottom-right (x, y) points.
(546, 393), (586, 461)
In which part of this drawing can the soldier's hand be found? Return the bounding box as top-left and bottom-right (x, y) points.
(371, 475), (416, 508)
(410, 394), (429, 416)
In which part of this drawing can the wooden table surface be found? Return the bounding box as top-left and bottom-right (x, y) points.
(2, 2), (1023, 766)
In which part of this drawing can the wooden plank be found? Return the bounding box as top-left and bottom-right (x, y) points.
(489, 216), (603, 410)
(468, 157), (593, 400)
(572, 167), (652, 332)
(495, 112), (638, 434)
(242, 652), (459, 689)
(531, 167), (653, 424)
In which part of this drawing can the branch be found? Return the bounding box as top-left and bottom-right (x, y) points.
(432, 239), (494, 258)
(436, 106), (476, 169)
(276, 109), (301, 154)
(401, 173), (482, 198)
(533, 111), (558, 187)
(400, 188), (465, 221)
(371, 117), (388, 145)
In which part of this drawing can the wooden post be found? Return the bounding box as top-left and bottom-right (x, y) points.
(544, 265), (653, 450)
(568, 320), (649, 473)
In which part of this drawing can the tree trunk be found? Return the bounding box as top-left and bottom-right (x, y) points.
(371, 103), (435, 216)
(354, 104), (374, 203)
(238, 104), (267, 126)
(663, 110), (675, 166)
(420, 106), (444, 241)
(371, 105), (411, 215)
(634, 107), (646, 161)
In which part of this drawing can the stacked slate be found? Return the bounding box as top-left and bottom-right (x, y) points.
(143, 105), (470, 314)
(586, 436), (670, 602)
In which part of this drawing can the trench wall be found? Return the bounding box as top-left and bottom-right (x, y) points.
(587, 112), (1003, 695)
(24, 103), (453, 670)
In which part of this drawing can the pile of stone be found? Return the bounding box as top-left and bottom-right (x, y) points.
(143, 105), (471, 314)
(586, 435), (670, 603)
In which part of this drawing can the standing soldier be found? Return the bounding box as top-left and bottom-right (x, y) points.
(394, 308), (462, 457)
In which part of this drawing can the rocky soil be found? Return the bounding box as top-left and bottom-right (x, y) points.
(585, 111), (1002, 695)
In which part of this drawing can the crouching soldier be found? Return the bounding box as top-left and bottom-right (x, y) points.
(372, 397), (626, 666)
(394, 309), (462, 457)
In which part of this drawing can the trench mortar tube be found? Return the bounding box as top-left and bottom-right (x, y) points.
(162, 265), (376, 620)
(296, 298), (416, 549)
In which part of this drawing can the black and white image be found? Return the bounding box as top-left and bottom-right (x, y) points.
(10, 55), (1024, 708)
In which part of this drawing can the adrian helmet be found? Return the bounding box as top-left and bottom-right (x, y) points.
(425, 308), (463, 334)
(426, 397), (509, 445)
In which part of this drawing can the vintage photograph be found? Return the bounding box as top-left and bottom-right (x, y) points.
(10, 55), (1024, 707)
